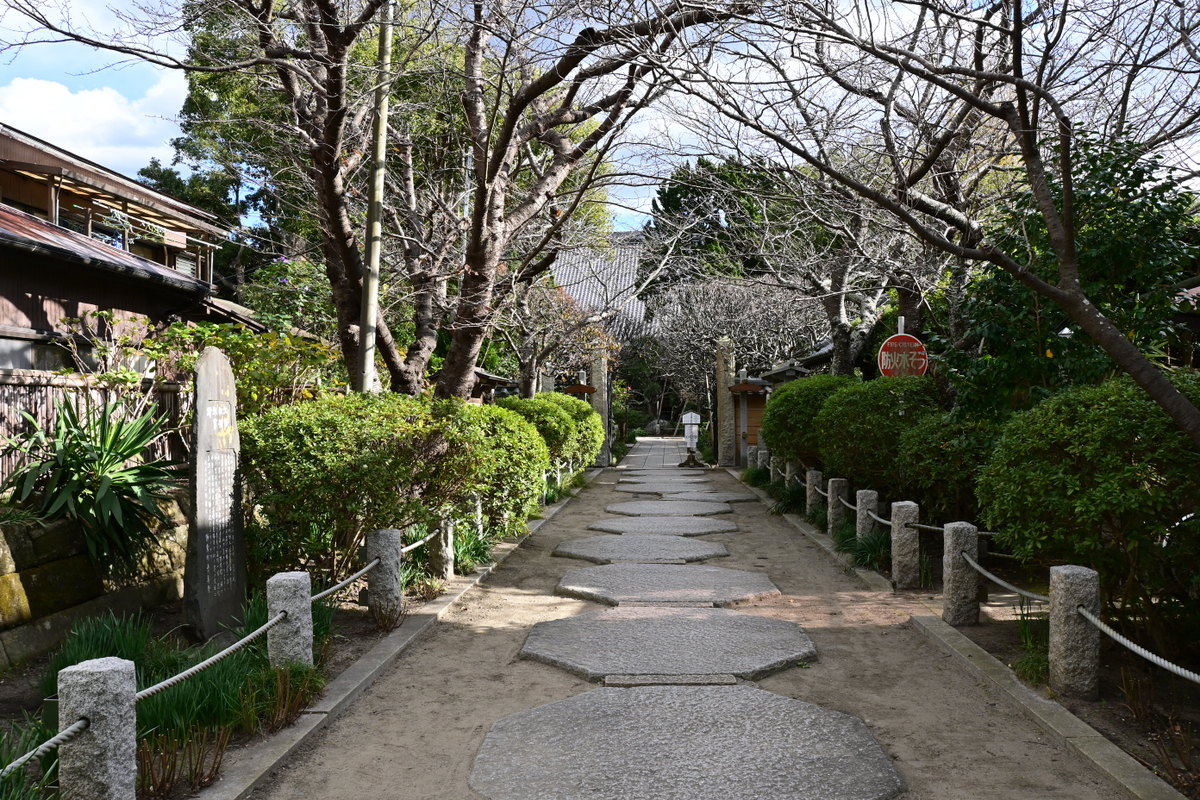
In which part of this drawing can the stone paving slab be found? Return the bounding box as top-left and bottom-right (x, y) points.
(613, 482), (714, 494)
(557, 563), (780, 606)
(552, 534), (728, 564)
(661, 490), (758, 503)
(588, 516), (739, 536)
(469, 685), (904, 800)
(603, 674), (738, 687)
(618, 475), (711, 484)
(520, 606), (817, 681)
(606, 500), (732, 517)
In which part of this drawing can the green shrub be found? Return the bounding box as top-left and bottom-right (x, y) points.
(977, 373), (1200, 655)
(447, 402), (549, 536)
(241, 393), (475, 582)
(3, 397), (181, 575)
(760, 375), (858, 469)
(897, 412), (1002, 522)
(815, 377), (941, 498)
(540, 392), (605, 467)
(741, 466), (770, 486)
(496, 396), (577, 465)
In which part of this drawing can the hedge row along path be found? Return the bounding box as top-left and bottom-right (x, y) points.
(241, 438), (1125, 799)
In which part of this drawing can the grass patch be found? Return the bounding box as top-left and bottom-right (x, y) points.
(741, 466), (771, 487)
(1012, 599), (1050, 685)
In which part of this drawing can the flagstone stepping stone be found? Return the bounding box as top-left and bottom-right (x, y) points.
(521, 607), (816, 681)
(469, 685), (903, 800)
(588, 516), (739, 536)
(557, 563), (779, 606)
(553, 535), (727, 564)
(606, 500), (732, 517)
(661, 490), (758, 503)
(618, 475), (711, 484)
(613, 482), (714, 494)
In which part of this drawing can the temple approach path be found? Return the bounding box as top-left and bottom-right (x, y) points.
(237, 438), (1124, 800)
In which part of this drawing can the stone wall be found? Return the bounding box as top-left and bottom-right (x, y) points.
(0, 498), (187, 668)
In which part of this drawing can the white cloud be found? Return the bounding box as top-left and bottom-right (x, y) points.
(0, 72), (186, 177)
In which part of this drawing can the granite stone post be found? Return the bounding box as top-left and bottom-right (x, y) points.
(890, 501), (921, 590)
(1050, 565), (1101, 699)
(59, 657), (136, 800)
(366, 529), (405, 623)
(942, 522), (979, 626)
(759, 448), (772, 470)
(716, 338), (736, 466)
(474, 494), (486, 539)
(590, 355), (612, 467)
(746, 446), (758, 469)
(184, 346), (247, 641)
(267, 572), (314, 668)
(855, 489), (878, 541)
(806, 470), (823, 518)
(428, 519), (455, 581)
(826, 478), (849, 537)
(785, 462), (797, 486)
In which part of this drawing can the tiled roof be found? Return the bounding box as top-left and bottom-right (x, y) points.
(0, 203), (208, 295)
(551, 233), (646, 337)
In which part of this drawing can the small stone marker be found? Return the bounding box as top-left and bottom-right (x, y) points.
(184, 347), (247, 641)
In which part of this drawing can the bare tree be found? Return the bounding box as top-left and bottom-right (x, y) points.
(668, 0), (1200, 444)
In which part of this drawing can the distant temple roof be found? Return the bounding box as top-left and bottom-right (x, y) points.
(550, 231), (646, 339)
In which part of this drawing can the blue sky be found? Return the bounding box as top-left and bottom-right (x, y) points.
(0, 2), (188, 179)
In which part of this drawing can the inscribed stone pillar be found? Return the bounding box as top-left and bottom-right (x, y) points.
(715, 338), (736, 466)
(590, 355), (611, 467)
(185, 347), (247, 641)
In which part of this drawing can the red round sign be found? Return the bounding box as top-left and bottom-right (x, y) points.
(877, 333), (929, 377)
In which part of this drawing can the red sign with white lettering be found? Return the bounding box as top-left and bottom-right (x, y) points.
(877, 334), (929, 377)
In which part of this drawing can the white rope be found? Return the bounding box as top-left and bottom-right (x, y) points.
(312, 558), (381, 602)
(814, 485), (828, 498)
(136, 612), (288, 702)
(867, 510), (891, 526)
(906, 522), (945, 533)
(1076, 606), (1200, 686)
(838, 495), (855, 510)
(400, 529), (439, 555)
(960, 551), (1049, 602)
(0, 717), (89, 779)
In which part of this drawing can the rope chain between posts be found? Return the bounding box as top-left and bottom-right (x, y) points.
(960, 551), (1049, 602)
(400, 529), (439, 555)
(905, 522), (945, 533)
(0, 717), (89, 779)
(838, 495), (856, 510)
(136, 612), (288, 703)
(1076, 606), (1200, 686)
(814, 485), (828, 498)
(312, 558), (382, 602)
(867, 510), (891, 526)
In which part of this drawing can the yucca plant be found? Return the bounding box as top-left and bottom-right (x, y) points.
(4, 396), (182, 573)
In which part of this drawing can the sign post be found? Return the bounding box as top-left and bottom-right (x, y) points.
(877, 333), (929, 377)
(678, 411), (703, 467)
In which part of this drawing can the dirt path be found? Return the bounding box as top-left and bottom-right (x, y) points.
(242, 461), (1124, 800)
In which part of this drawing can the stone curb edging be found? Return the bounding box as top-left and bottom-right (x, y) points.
(199, 468), (603, 800)
(733, 471), (1184, 800)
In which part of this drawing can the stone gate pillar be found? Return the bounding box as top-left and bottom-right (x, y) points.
(716, 337), (736, 466)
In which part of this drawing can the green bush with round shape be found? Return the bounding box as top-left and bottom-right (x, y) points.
(977, 373), (1200, 654)
(496, 396), (577, 465)
(241, 393), (475, 582)
(897, 412), (1002, 523)
(541, 391), (605, 467)
(814, 376), (941, 498)
(760, 375), (858, 469)
(448, 402), (550, 535)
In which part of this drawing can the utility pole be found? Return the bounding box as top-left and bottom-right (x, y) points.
(356, 0), (394, 392)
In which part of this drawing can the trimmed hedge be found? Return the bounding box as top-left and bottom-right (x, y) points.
(896, 412), (1002, 523)
(977, 373), (1200, 652)
(541, 392), (605, 467)
(496, 396), (577, 464)
(814, 376), (941, 498)
(760, 375), (858, 469)
(451, 402), (550, 535)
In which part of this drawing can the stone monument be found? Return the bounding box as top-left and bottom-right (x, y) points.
(678, 411), (703, 467)
(715, 338), (736, 466)
(184, 347), (247, 641)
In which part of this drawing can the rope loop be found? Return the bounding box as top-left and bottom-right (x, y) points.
(960, 551), (1049, 602)
(1076, 606), (1200, 686)
(0, 717), (90, 779)
(313, 558), (381, 602)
